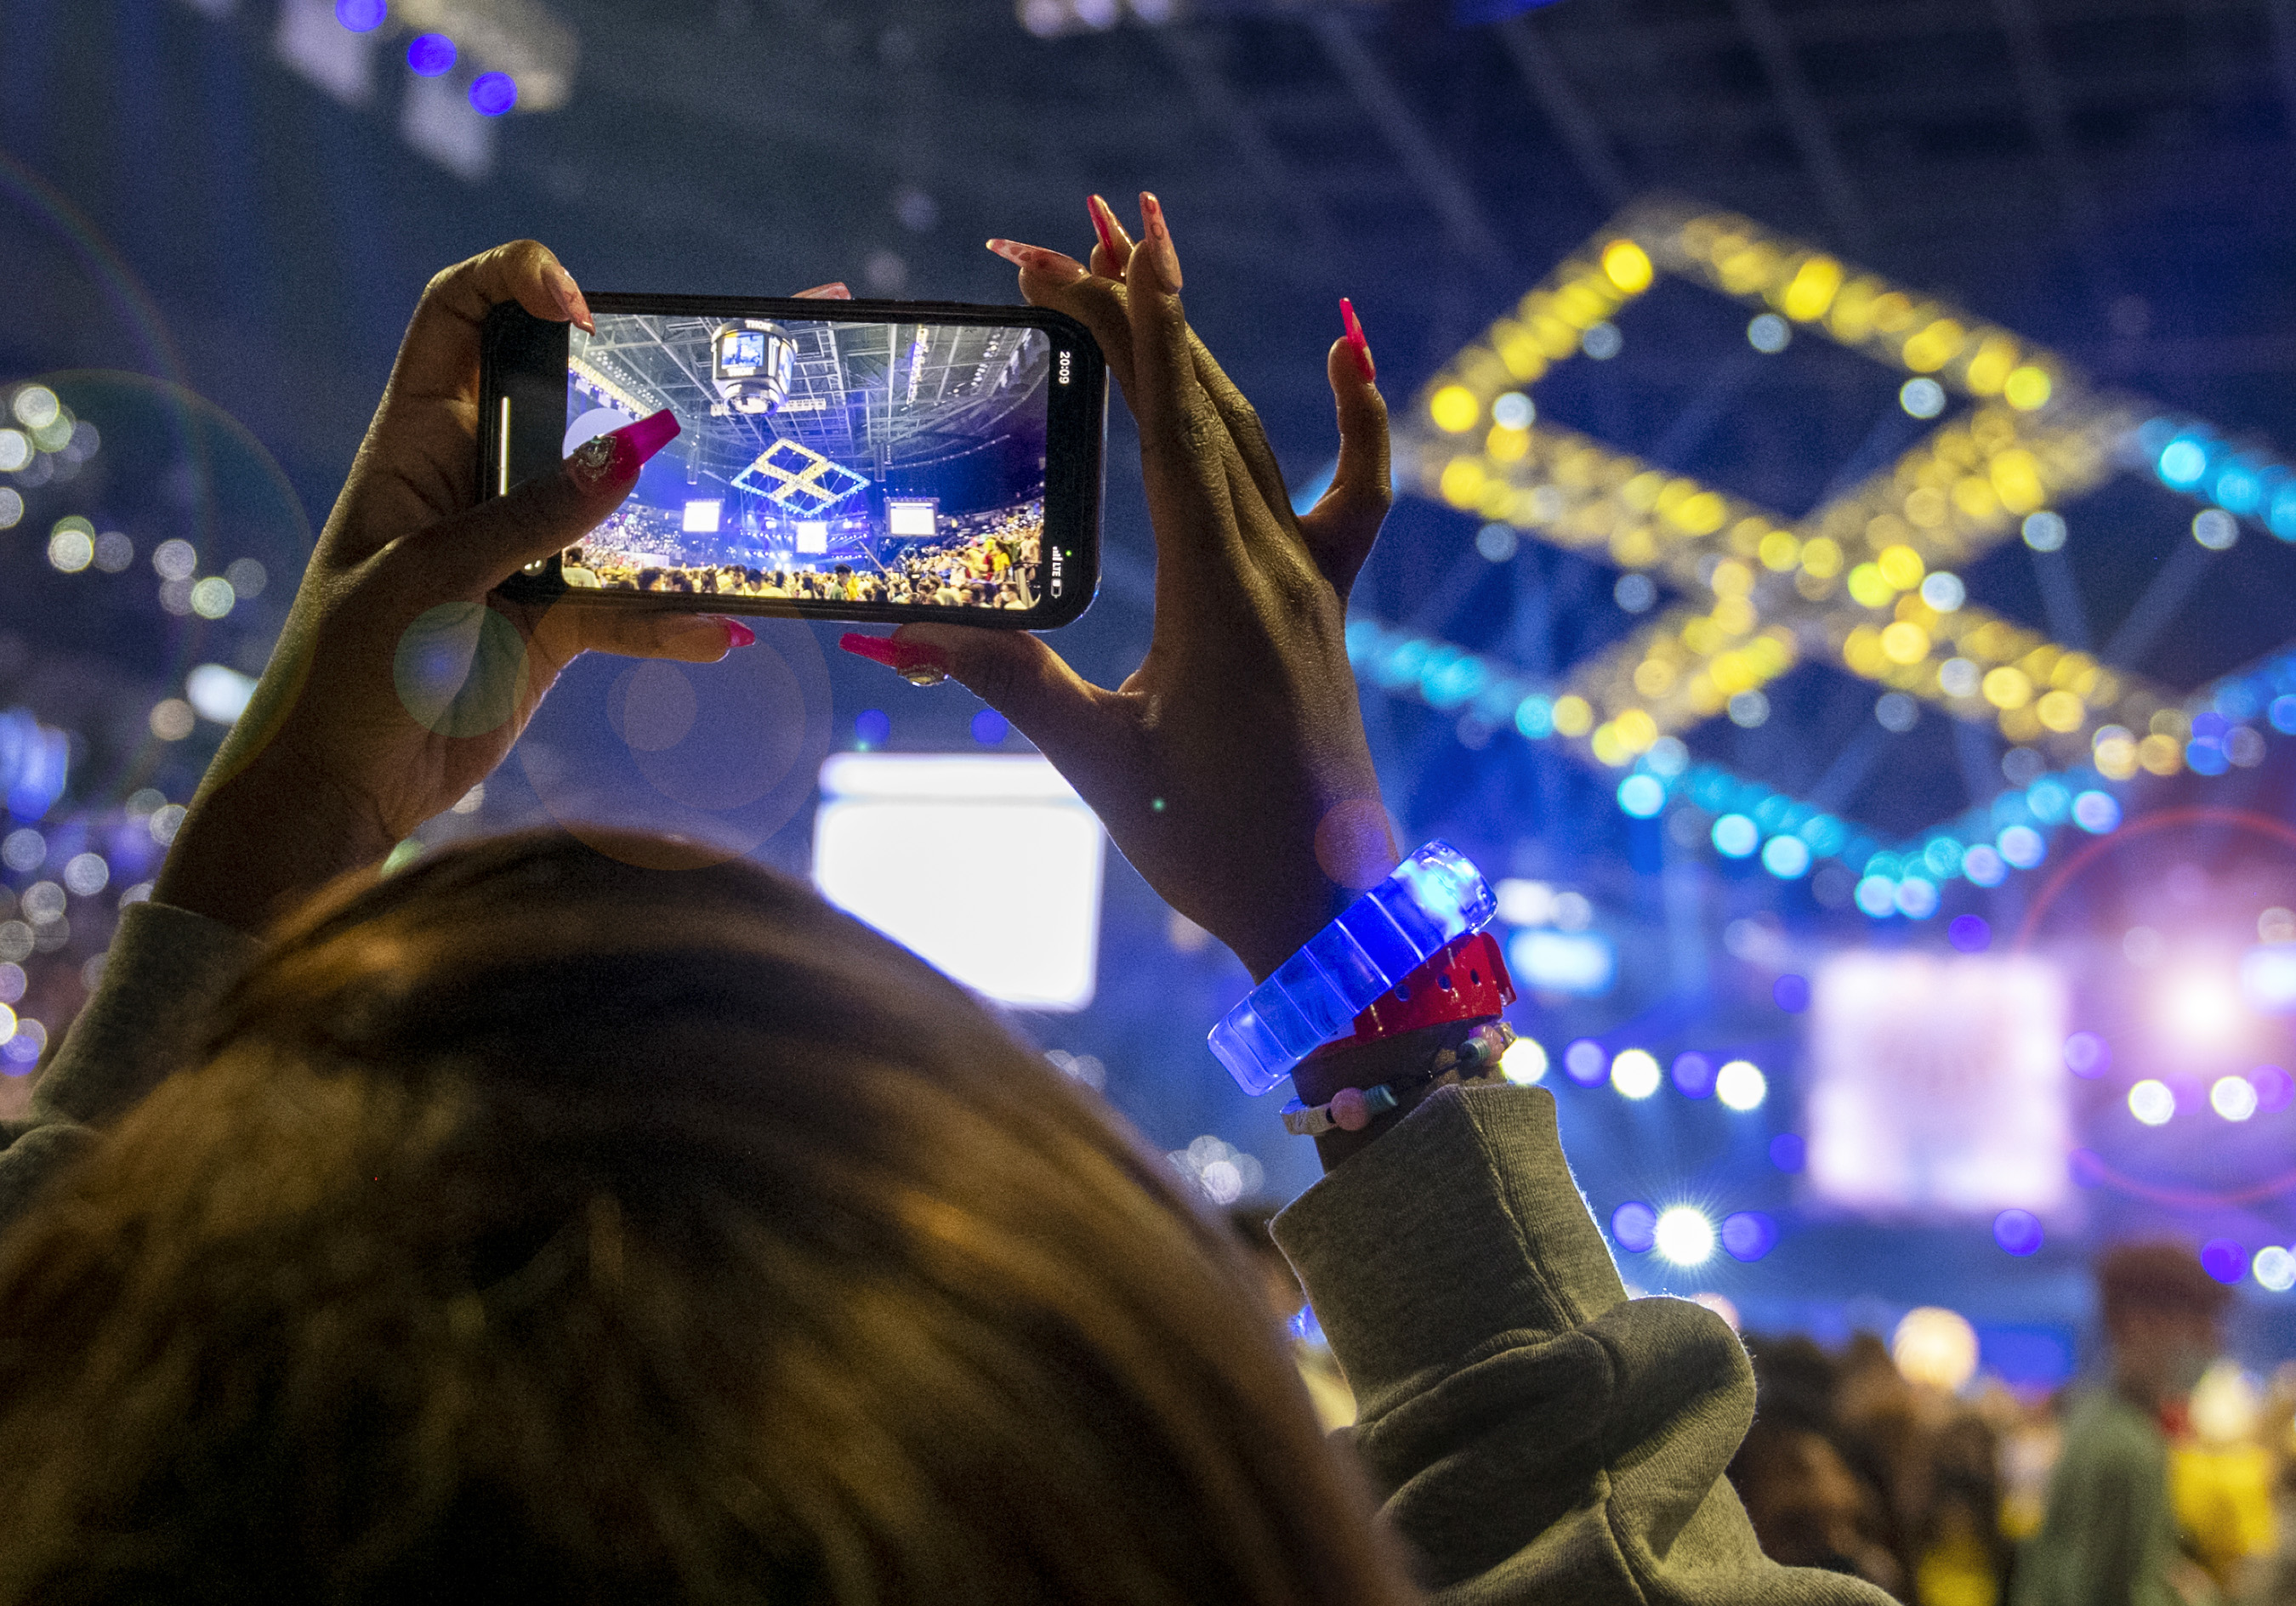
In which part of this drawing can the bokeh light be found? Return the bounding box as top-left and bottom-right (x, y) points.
(2201, 1240), (2248, 1285)
(470, 72), (520, 115)
(2253, 1064), (2293, 1112)
(1563, 1039), (1607, 1086)
(1611, 1200), (1657, 1252)
(1773, 973), (1810, 1012)
(1721, 1211), (1777, 1261)
(1948, 914), (1992, 953)
(1610, 1047), (1661, 1098)
(2255, 1246), (2296, 1293)
(1892, 1307), (1980, 1390)
(1654, 1206), (1716, 1266)
(1672, 1051), (1716, 1098)
(1992, 1209), (2044, 1256)
(1762, 836), (1810, 878)
(2128, 1079), (2176, 1125)
(2062, 1031), (2110, 1077)
(2022, 510), (2067, 551)
(406, 33), (457, 75)
(2212, 1075), (2259, 1121)
(853, 708), (891, 749)
(1900, 377), (1946, 418)
(971, 709), (1009, 745)
(1617, 774), (1665, 817)
(1715, 1058), (1766, 1111)
(1712, 814), (1758, 858)
(1500, 1036), (1549, 1084)
(1747, 313), (1791, 353)
(334, 0), (386, 28)
(1769, 1132), (1806, 1172)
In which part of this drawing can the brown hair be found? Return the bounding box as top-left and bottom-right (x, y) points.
(0, 831), (1412, 1604)
(2096, 1240), (2234, 1327)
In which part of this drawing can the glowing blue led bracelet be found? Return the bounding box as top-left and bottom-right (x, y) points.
(1208, 842), (1497, 1095)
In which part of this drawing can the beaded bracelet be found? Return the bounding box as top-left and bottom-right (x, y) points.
(1281, 1021), (1518, 1137)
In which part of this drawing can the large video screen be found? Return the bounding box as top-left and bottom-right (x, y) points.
(562, 313), (1051, 611)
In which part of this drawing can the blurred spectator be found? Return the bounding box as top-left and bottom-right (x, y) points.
(2012, 1241), (2233, 1606)
(1227, 1202), (1355, 1433)
(1735, 1334), (1904, 1595)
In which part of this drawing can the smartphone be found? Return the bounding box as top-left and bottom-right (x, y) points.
(481, 293), (1106, 628)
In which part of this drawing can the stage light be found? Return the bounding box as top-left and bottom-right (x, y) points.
(1770, 1132), (1806, 1171)
(2159, 439), (2209, 487)
(1901, 377), (1946, 418)
(2022, 511), (2068, 550)
(190, 578), (235, 619)
(1501, 1036), (1549, 1085)
(2128, 1079), (2175, 1125)
(1748, 314), (1791, 354)
(1429, 385), (1479, 434)
(1856, 876), (1898, 916)
(814, 755), (1105, 1011)
(335, 0), (384, 28)
(1715, 1059), (1766, 1111)
(2162, 968), (2243, 1046)
(1993, 1209), (2045, 1256)
(2256, 1247), (2296, 1293)
(2253, 1064), (2293, 1110)
(1600, 240), (1653, 293)
(1998, 826), (2045, 868)
(10, 386), (57, 430)
(1895, 877), (1939, 919)
(1617, 775), (1665, 818)
(852, 709), (890, 751)
(2202, 1240), (2247, 1285)
(185, 665), (256, 725)
(1673, 1053), (1716, 1098)
(469, 71), (519, 116)
(1611, 1200), (1658, 1253)
(1563, 1039), (1608, 1086)
(0, 490), (20, 531)
(2193, 509), (2240, 551)
(2072, 791), (2120, 833)
(1582, 323), (1623, 360)
(1721, 1211), (1777, 1262)
(1712, 814), (1758, 858)
(1893, 1307), (1980, 1391)
(1512, 930), (1616, 996)
(47, 525), (93, 574)
(2211, 1075), (2259, 1121)
(1611, 1048), (1661, 1099)
(1492, 392), (1535, 429)
(1654, 1207), (1716, 1266)
(407, 32), (457, 75)
(1475, 522), (1518, 562)
(2245, 946), (2296, 1011)
(1948, 915), (1992, 953)
(1614, 573), (1657, 613)
(1920, 572), (1967, 611)
(1762, 836), (1810, 879)
(2063, 1031), (2109, 1077)
(682, 499), (723, 534)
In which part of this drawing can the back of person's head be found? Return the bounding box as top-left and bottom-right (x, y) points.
(0, 831), (1410, 1605)
(2097, 1240), (2232, 1328)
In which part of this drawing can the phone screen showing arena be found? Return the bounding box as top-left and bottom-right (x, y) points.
(562, 313), (1052, 611)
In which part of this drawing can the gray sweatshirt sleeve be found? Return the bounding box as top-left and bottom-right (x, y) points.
(0, 901), (263, 1228)
(1274, 1082), (1893, 1606)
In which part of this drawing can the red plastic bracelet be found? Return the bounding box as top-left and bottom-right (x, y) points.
(1307, 930), (1516, 1056)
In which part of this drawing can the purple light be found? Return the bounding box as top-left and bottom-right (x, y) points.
(407, 33), (457, 76)
(469, 71), (519, 115)
(2253, 1064), (2294, 1112)
(1948, 914), (1992, 953)
(1769, 1132), (1806, 1172)
(2063, 1031), (2110, 1079)
(1671, 1051), (1716, 1098)
(1563, 1040), (1608, 1087)
(1721, 1211), (1777, 1262)
(1993, 1209), (2044, 1256)
(2070, 1148), (2106, 1187)
(2201, 1239), (2248, 1285)
(1611, 1200), (1657, 1253)
(1772, 973), (1810, 1013)
(335, 0), (387, 30)
(854, 709), (890, 749)
(971, 709), (1009, 745)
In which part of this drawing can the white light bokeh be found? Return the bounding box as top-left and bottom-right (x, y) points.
(1715, 1059), (1767, 1111)
(1653, 1207), (1715, 1266)
(2128, 1079), (2176, 1126)
(1610, 1048), (1661, 1099)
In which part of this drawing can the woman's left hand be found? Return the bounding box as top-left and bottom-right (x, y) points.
(155, 242), (761, 934)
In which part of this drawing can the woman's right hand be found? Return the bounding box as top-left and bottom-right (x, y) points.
(850, 196), (1396, 982)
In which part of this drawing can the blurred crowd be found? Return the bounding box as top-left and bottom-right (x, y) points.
(1725, 1250), (2296, 1606)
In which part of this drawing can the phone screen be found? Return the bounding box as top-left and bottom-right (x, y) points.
(560, 312), (1057, 613)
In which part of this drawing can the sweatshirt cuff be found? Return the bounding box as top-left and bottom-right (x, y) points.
(29, 899), (265, 1131)
(1271, 1083), (1626, 1421)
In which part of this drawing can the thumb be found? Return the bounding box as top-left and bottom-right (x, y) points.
(1298, 303), (1391, 599)
(401, 410), (682, 596)
(844, 625), (1111, 767)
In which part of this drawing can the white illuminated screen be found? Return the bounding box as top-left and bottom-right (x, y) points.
(796, 521), (829, 554)
(1805, 952), (2071, 1216)
(886, 499), (938, 538)
(813, 754), (1105, 1011)
(681, 499), (723, 534)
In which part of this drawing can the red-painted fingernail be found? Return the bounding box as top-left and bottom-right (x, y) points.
(723, 618), (756, 648)
(1088, 195), (1128, 268)
(567, 409), (679, 491)
(1137, 192), (1182, 292)
(545, 260), (594, 334)
(1342, 298), (1376, 383)
(794, 281), (852, 300)
(839, 632), (949, 685)
(986, 238), (1088, 280)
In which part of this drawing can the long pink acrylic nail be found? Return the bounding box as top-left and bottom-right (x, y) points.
(568, 409), (679, 491)
(1341, 298), (1376, 383)
(1138, 192), (1182, 292)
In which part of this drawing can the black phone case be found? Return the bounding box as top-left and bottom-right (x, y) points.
(480, 293), (1106, 630)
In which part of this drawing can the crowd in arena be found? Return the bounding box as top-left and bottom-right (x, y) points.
(563, 501), (1043, 610)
